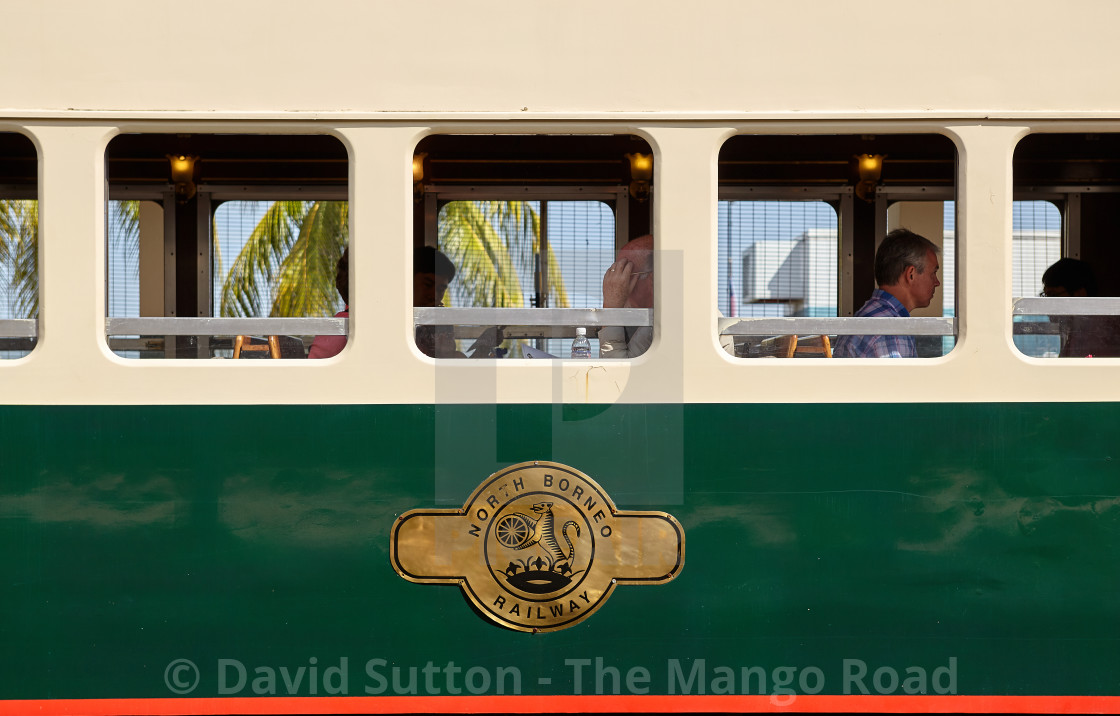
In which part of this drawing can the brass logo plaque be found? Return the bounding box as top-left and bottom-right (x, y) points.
(390, 461), (684, 632)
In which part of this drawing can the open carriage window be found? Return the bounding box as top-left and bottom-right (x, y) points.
(1012, 134), (1120, 359)
(104, 134), (348, 359)
(0, 132), (37, 359)
(413, 135), (653, 359)
(718, 134), (957, 359)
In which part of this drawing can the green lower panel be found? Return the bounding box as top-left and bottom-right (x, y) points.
(0, 402), (1117, 698)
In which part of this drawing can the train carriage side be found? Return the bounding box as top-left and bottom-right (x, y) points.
(2, 3), (1120, 714)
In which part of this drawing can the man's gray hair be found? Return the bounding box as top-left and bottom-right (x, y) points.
(875, 229), (940, 286)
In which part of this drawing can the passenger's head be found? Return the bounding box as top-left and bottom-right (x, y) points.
(335, 246), (349, 305)
(413, 246), (456, 307)
(618, 234), (654, 309)
(875, 228), (941, 311)
(876, 229), (940, 286)
(1042, 258), (1096, 297)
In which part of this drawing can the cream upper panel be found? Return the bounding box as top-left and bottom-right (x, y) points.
(3, 1), (1120, 117)
(4, 119), (1120, 406)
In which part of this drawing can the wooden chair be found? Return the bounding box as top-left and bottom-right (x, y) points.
(233, 335), (281, 359)
(794, 334), (832, 358)
(757, 334), (833, 359)
(758, 334), (797, 358)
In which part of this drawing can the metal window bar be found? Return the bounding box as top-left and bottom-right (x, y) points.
(1014, 297), (1120, 315)
(416, 307), (648, 341)
(0, 319), (37, 337)
(718, 316), (955, 336)
(106, 317), (347, 335)
(15, 314), (975, 339)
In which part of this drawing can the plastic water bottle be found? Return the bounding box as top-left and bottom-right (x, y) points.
(571, 327), (591, 358)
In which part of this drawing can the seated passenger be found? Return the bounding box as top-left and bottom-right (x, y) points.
(308, 247), (349, 359)
(414, 246), (467, 358)
(309, 245), (468, 359)
(1042, 258), (1120, 357)
(598, 234), (653, 358)
(833, 229), (940, 358)
(1042, 257), (1096, 299)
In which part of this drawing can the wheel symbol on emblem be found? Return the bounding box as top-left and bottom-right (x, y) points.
(495, 514), (532, 548)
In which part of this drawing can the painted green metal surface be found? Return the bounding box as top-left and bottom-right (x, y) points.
(0, 403), (1117, 698)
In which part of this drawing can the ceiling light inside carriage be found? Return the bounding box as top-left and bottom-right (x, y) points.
(854, 153), (884, 203)
(626, 152), (653, 203)
(413, 152), (427, 200)
(166, 154), (198, 202)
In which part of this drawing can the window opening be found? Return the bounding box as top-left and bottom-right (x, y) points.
(0, 198), (37, 359)
(718, 133), (957, 359)
(104, 134), (349, 359)
(414, 133), (652, 360)
(0, 132), (38, 359)
(1012, 133), (1120, 359)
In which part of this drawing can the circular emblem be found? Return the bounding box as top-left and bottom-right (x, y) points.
(391, 461), (684, 632)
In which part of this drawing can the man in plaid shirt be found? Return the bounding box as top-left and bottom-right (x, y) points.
(834, 229), (941, 358)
